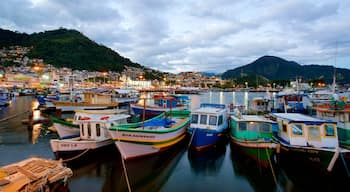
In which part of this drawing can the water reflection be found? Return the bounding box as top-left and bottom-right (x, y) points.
(230, 144), (278, 192)
(111, 145), (185, 192)
(187, 138), (227, 176)
(244, 91), (249, 110)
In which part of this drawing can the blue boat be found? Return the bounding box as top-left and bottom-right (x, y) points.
(188, 103), (229, 150)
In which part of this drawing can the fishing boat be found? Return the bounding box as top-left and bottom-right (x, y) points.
(112, 88), (140, 106)
(230, 113), (278, 168)
(50, 112), (130, 161)
(0, 157), (72, 192)
(188, 103), (229, 150)
(271, 113), (350, 174)
(52, 91), (118, 112)
(313, 96), (350, 149)
(50, 108), (128, 139)
(108, 110), (191, 160)
(130, 94), (189, 117)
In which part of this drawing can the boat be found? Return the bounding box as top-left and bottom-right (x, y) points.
(248, 96), (273, 114)
(52, 91), (118, 112)
(112, 88), (139, 106)
(108, 110), (191, 160)
(0, 157), (72, 192)
(0, 88), (12, 106)
(187, 103), (229, 150)
(50, 108), (128, 139)
(313, 96), (350, 149)
(273, 91), (312, 113)
(50, 112), (130, 162)
(130, 94), (189, 117)
(230, 113), (278, 168)
(271, 113), (350, 174)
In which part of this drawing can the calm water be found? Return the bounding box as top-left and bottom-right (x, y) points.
(0, 92), (349, 192)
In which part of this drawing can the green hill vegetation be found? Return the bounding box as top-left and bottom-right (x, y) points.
(222, 56), (350, 85)
(0, 28), (142, 72)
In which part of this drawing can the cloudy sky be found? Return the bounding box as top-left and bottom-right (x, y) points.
(1, 0), (350, 73)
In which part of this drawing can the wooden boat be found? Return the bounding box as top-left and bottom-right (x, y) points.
(50, 112), (130, 161)
(313, 97), (350, 149)
(0, 157), (72, 192)
(230, 113), (278, 168)
(271, 113), (350, 174)
(130, 94), (189, 117)
(51, 108), (128, 139)
(52, 91), (118, 112)
(188, 103), (229, 150)
(273, 90), (312, 113)
(108, 110), (191, 160)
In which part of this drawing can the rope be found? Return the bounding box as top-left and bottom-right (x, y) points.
(61, 148), (90, 162)
(265, 148), (278, 191)
(117, 128), (132, 192)
(187, 128), (197, 148)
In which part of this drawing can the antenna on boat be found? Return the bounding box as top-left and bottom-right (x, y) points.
(332, 41), (338, 94)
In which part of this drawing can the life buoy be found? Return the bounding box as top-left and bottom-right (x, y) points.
(100, 116), (110, 120)
(80, 117), (90, 120)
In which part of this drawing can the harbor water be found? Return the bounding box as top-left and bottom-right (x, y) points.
(0, 92), (349, 192)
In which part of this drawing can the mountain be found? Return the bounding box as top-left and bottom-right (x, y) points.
(222, 56), (350, 84)
(0, 28), (142, 72)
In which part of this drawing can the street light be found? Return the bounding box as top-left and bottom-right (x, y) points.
(245, 81), (248, 88)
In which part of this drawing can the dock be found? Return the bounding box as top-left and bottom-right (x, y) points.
(0, 157), (73, 192)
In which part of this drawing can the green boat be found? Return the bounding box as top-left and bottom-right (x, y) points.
(230, 114), (278, 168)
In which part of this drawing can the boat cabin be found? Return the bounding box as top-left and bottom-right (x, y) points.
(76, 114), (129, 141)
(153, 94), (190, 108)
(190, 103), (228, 130)
(271, 113), (338, 148)
(230, 115), (277, 140)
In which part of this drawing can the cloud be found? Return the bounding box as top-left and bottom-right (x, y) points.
(1, 0), (350, 73)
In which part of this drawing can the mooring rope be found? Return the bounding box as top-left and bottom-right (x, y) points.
(265, 148), (278, 191)
(187, 128), (197, 148)
(61, 148), (90, 162)
(116, 128), (132, 192)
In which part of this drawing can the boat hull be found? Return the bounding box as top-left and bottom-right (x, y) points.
(188, 128), (225, 150)
(50, 138), (115, 162)
(53, 122), (80, 139)
(230, 136), (277, 168)
(277, 139), (350, 174)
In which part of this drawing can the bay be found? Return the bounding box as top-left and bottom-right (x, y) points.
(0, 92), (348, 192)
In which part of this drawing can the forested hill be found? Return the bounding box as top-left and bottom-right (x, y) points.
(0, 28), (142, 72)
(221, 56), (350, 84)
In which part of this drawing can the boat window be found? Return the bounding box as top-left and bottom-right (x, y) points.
(88, 123), (91, 137)
(261, 123), (271, 132)
(200, 115), (207, 125)
(248, 122), (259, 132)
(292, 124), (303, 136)
(324, 124), (335, 137)
(218, 115), (223, 126)
(96, 124), (101, 137)
(81, 124), (84, 136)
(282, 123), (287, 133)
(308, 126), (320, 140)
(191, 114), (199, 124)
(239, 122), (247, 131)
(209, 115), (217, 126)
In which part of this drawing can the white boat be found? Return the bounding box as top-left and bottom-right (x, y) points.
(51, 108), (128, 139)
(271, 113), (350, 174)
(50, 112), (130, 161)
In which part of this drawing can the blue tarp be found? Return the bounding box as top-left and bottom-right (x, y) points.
(143, 118), (175, 127)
